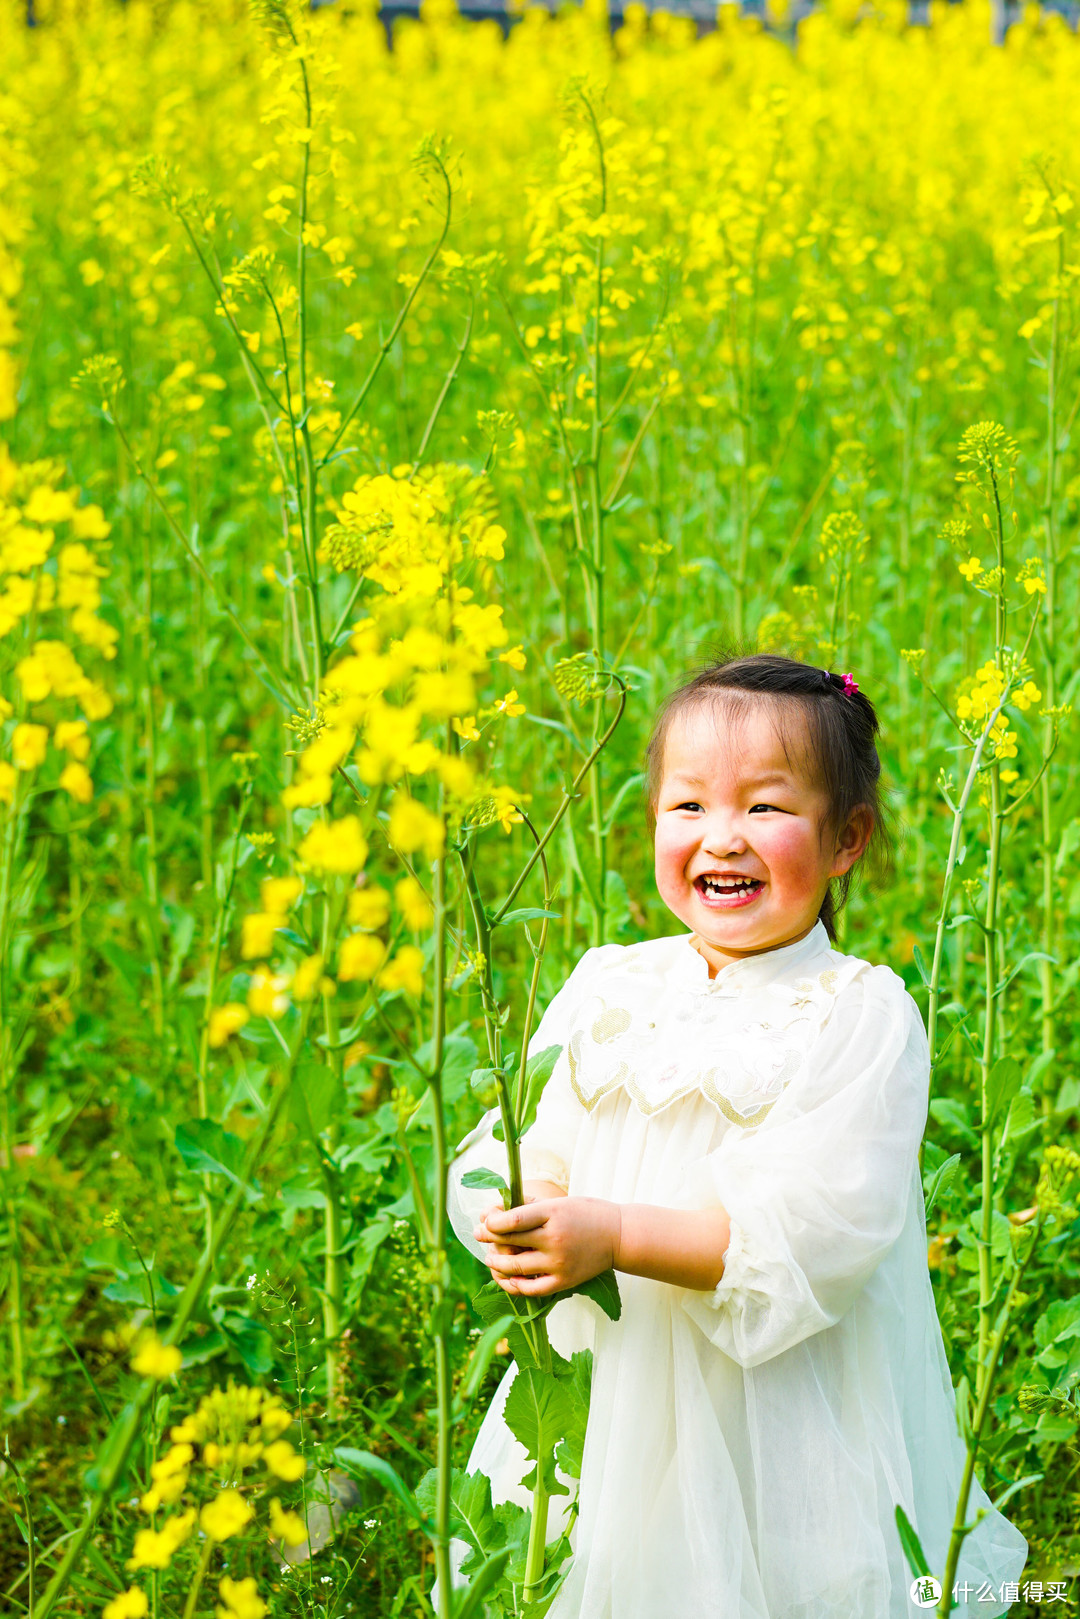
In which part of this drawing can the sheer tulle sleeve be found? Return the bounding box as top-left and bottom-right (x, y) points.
(446, 945), (621, 1262)
(680, 965), (930, 1369)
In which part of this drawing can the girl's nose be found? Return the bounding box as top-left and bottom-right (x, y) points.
(700, 815), (747, 857)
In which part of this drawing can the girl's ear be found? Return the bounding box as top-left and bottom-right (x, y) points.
(831, 804), (874, 877)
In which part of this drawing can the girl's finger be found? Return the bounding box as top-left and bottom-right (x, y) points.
(486, 1203), (547, 1237)
(487, 1247), (551, 1279)
(493, 1271), (558, 1298)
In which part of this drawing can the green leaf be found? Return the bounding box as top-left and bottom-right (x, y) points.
(417, 1033), (479, 1103)
(174, 1119), (262, 1205)
(503, 1366), (574, 1497)
(554, 1351), (592, 1480)
(1000, 1088), (1039, 1149)
(458, 1315), (516, 1407)
(332, 1448), (432, 1532)
(566, 1268), (621, 1322)
(84, 1400), (139, 1494)
(103, 1271), (180, 1307)
(893, 1503), (930, 1579)
(493, 907), (562, 928)
(991, 1472), (1043, 1513)
(1024, 1048), (1057, 1095)
(290, 1058), (341, 1141)
(462, 1168), (509, 1194)
(469, 1066), (502, 1108)
(923, 1152), (961, 1218)
(454, 1548), (513, 1619)
(985, 1056), (1022, 1129)
(518, 1044), (563, 1139)
(1034, 1296), (1080, 1352)
(472, 1282), (545, 1370)
(929, 1097), (979, 1150)
(912, 944), (931, 987)
(346, 1213), (398, 1304)
(416, 1467), (495, 1550)
(955, 1375), (973, 1443)
(216, 1310), (275, 1378)
(459, 1498), (530, 1582)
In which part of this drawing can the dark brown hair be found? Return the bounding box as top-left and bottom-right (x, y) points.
(645, 651), (892, 940)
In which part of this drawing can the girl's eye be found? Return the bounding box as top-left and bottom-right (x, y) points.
(676, 800), (703, 813)
(749, 803), (781, 814)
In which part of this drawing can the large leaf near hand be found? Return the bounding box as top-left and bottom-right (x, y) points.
(554, 1350), (592, 1480)
(565, 1267), (621, 1321)
(503, 1367), (575, 1496)
(472, 1281), (544, 1370)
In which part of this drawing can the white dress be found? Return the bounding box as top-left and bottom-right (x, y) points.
(447, 921), (1028, 1618)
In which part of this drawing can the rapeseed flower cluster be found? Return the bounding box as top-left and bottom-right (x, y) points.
(115, 1377), (307, 1601)
(954, 659), (1042, 763)
(0, 449), (114, 810)
(239, 460), (526, 1029)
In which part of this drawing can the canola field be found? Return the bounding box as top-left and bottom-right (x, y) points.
(2, 0), (1080, 1613)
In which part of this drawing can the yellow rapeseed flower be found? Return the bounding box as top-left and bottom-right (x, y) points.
(59, 760), (93, 803)
(12, 723), (48, 771)
(338, 933), (388, 981)
(216, 1576), (267, 1619)
(494, 688), (526, 717)
(54, 718), (91, 759)
(269, 1495), (307, 1547)
(347, 885), (390, 929)
(247, 969), (290, 1020)
(388, 793), (445, 861)
(396, 876), (434, 930)
(0, 762), (17, 805)
(263, 1439), (306, 1481)
(200, 1488), (255, 1541)
(208, 1002), (250, 1047)
(126, 1509), (195, 1571)
(290, 953), (324, 1001)
(378, 945), (426, 999)
(103, 1587), (149, 1619)
(241, 912), (281, 960)
(261, 875), (303, 914)
(298, 814), (368, 874)
(131, 1333), (182, 1380)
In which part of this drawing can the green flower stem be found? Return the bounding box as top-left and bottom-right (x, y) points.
(1038, 222), (1065, 1114)
(523, 1462), (552, 1605)
(180, 1536), (214, 1619)
(926, 698), (1008, 1069)
(0, 774), (29, 1402)
(976, 762), (1004, 1386)
(428, 839), (456, 1619)
(490, 675), (627, 928)
(935, 1216), (1042, 1619)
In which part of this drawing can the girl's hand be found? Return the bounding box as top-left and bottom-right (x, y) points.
(474, 1195), (621, 1298)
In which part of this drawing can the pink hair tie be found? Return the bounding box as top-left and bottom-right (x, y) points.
(840, 672), (859, 696)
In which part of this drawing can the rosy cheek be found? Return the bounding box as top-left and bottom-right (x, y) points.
(758, 824), (823, 890)
(653, 827), (692, 888)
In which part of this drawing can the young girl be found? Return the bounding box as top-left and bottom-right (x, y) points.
(448, 654), (1028, 1618)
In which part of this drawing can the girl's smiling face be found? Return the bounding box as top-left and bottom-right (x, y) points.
(652, 697), (871, 973)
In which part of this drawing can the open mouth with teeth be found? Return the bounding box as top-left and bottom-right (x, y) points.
(694, 874), (764, 908)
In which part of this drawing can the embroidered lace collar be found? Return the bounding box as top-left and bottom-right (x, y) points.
(567, 920), (855, 1122)
(678, 918), (833, 992)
